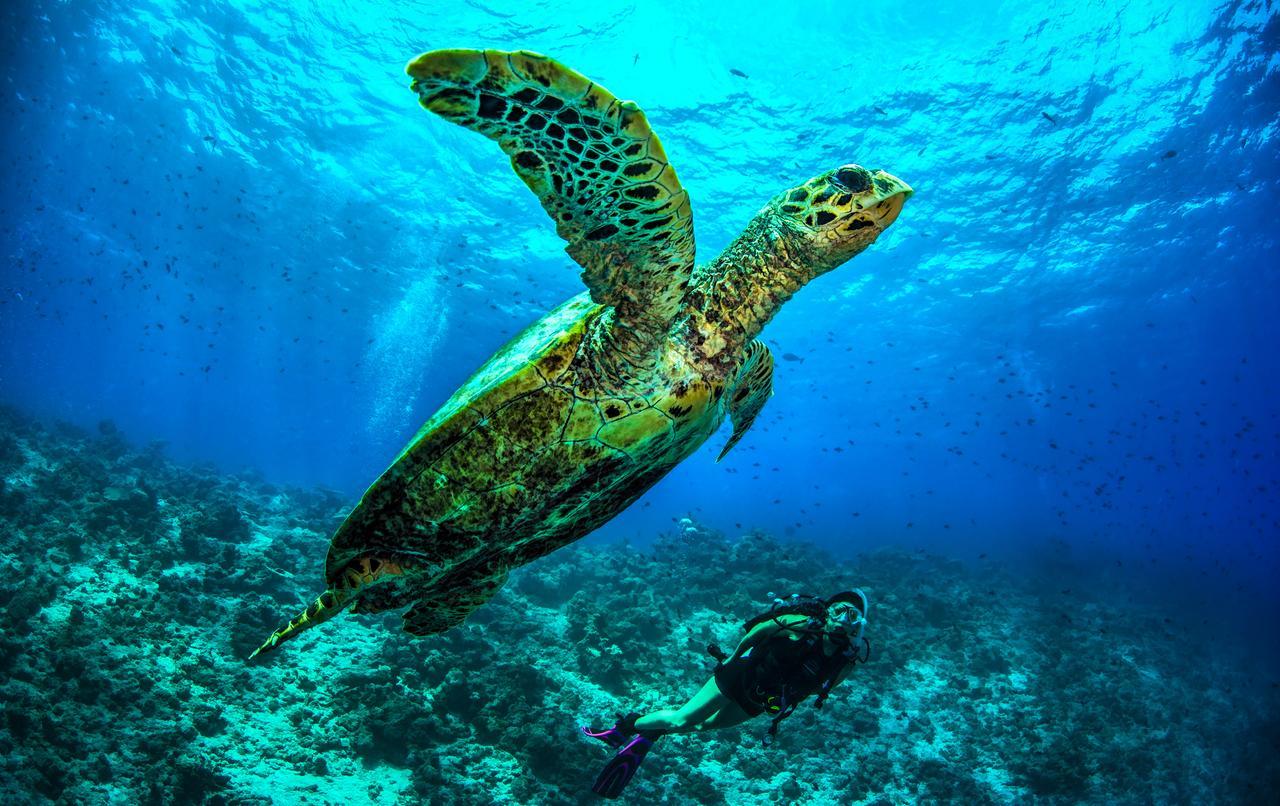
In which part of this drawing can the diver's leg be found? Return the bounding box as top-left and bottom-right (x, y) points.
(693, 702), (754, 731)
(588, 678), (733, 797)
(633, 677), (730, 734)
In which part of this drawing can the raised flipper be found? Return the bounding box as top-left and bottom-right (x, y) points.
(406, 49), (695, 335)
(717, 341), (774, 461)
(402, 568), (510, 636)
(248, 557), (404, 660)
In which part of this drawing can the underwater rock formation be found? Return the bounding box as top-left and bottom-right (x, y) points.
(0, 404), (1275, 803)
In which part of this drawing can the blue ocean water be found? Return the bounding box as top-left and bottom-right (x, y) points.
(1, 0), (1278, 801)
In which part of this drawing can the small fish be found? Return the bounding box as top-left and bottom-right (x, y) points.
(781, 352), (804, 363)
(633, 53), (639, 65)
(874, 106), (887, 114)
(1041, 111), (1057, 125)
(729, 68), (748, 79)
(1161, 149), (1177, 160)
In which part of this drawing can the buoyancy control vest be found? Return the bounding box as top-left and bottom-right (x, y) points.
(707, 593), (871, 744)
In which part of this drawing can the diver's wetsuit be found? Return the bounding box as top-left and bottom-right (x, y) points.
(714, 625), (853, 716)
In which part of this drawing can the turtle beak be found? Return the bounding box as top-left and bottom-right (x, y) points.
(869, 170), (912, 230)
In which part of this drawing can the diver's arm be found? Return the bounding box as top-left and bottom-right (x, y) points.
(831, 661), (857, 688)
(828, 635), (870, 689)
(728, 614), (807, 660)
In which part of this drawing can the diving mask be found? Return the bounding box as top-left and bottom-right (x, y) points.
(828, 589), (869, 642)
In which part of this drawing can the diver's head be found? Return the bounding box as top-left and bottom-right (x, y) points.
(771, 165), (912, 275)
(826, 589), (869, 639)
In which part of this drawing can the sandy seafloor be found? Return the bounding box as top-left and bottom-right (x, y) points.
(1, 405), (1276, 805)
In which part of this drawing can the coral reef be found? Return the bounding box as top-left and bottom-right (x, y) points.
(0, 405), (1276, 804)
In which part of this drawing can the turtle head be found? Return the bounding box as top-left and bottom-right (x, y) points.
(772, 164), (912, 274)
(689, 164), (911, 363)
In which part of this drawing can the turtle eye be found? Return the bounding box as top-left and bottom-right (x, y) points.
(832, 167), (872, 193)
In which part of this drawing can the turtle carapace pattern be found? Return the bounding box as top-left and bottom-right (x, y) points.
(249, 49), (912, 659)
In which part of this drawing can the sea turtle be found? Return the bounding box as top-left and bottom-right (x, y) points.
(249, 48), (911, 658)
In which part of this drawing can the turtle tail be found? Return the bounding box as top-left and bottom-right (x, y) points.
(248, 587), (354, 660)
(247, 556), (405, 660)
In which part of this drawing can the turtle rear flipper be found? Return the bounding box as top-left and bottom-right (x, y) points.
(407, 49), (695, 342)
(248, 587), (353, 661)
(403, 568), (509, 636)
(247, 557), (404, 660)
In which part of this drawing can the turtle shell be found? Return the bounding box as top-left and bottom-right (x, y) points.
(323, 291), (725, 618)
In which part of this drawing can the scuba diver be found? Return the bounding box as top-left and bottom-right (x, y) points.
(581, 589), (871, 799)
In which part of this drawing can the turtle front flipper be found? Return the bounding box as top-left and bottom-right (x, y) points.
(402, 568), (509, 636)
(406, 49), (695, 347)
(247, 557), (404, 660)
(717, 341), (774, 461)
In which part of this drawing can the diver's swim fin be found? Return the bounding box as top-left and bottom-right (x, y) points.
(581, 712), (640, 749)
(591, 733), (657, 799)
